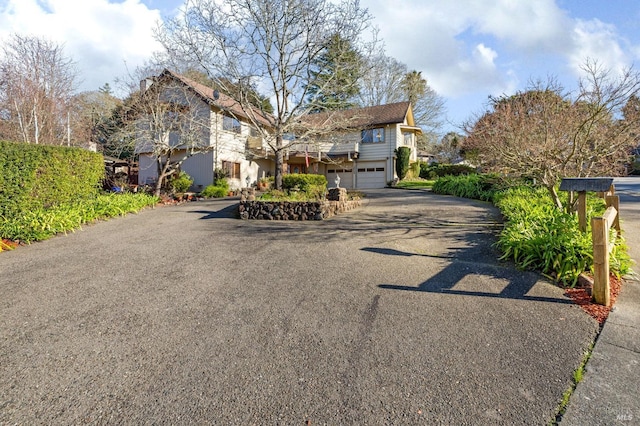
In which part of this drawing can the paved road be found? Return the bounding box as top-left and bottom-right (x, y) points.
(1, 190), (598, 424)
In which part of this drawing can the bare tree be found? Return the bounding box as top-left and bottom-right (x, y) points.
(69, 89), (122, 151)
(358, 53), (445, 136)
(465, 60), (640, 210)
(116, 71), (212, 196)
(156, 0), (371, 189)
(0, 34), (78, 145)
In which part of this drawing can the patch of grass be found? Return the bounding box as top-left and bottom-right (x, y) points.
(550, 343), (594, 425)
(395, 179), (435, 189)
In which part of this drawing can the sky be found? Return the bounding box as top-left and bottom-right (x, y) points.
(0, 0), (639, 134)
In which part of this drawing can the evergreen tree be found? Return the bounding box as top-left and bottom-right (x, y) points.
(306, 34), (362, 112)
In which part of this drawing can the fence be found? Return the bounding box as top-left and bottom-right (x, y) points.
(591, 193), (620, 306)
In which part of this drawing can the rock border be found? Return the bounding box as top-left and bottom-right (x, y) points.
(238, 187), (361, 220)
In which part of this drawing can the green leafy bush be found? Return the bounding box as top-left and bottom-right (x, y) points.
(395, 146), (411, 180)
(0, 141), (104, 219)
(282, 173), (327, 200)
(201, 185), (229, 198)
(0, 193), (158, 243)
(431, 174), (498, 201)
(433, 175), (632, 285)
(419, 163), (476, 179)
(170, 171), (193, 193)
(495, 186), (631, 286)
(432, 174), (525, 202)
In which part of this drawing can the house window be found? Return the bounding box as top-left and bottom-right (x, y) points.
(222, 161), (241, 179)
(361, 128), (385, 143)
(223, 115), (241, 134)
(403, 132), (414, 146)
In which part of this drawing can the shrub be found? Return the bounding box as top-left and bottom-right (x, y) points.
(282, 173), (327, 200)
(0, 141), (103, 219)
(432, 174), (526, 202)
(407, 161), (421, 179)
(395, 146), (411, 180)
(170, 171), (193, 193)
(494, 186), (631, 286)
(201, 185), (228, 198)
(431, 174), (497, 201)
(0, 193), (158, 243)
(419, 163), (476, 179)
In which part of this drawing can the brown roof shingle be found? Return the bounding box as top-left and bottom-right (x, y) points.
(300, 102), (412, 129)
(160, 69), (273, 127)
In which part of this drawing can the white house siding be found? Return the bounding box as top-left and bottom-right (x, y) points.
(138, 154), (157, 186)
(181, 151), (215, 191)
(344, 125), (395, 188)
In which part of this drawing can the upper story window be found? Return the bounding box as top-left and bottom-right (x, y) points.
(361, 127), (385, 144)
(223, 115), (241, 134)
(403, 132), (414, 146)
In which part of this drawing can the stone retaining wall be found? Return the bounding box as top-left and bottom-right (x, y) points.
(239, 198), (361, 220)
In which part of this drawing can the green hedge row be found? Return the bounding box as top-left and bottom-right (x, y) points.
(420, 163), (476, 179)
(0, 141), (104, 219)
(431, 174), (632, 286)
(282, 173), (327, 190)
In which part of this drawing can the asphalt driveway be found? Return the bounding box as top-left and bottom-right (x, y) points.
(0, 189), (598, 424)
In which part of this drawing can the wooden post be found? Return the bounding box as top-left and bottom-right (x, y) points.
(578, 191), (587, 232)
(606, 195), (620, 233)
(592, 216), (610, 306)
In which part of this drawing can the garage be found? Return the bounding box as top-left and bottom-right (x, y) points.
(355, 161), (387, 189)
(326, 167), (354, 189)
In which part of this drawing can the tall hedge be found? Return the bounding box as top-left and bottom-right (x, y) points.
(0, 141), (104, 218)
(395, 146), (411, 180)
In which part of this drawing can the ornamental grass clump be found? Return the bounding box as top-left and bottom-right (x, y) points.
(431, 174), (498, 201)
(0, 193), (158, 243)
(494, 186), (631, 286)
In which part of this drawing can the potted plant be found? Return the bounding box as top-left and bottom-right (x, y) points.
(258, 177), (270, 191)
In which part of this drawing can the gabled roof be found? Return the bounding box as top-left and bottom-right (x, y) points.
(157, 69), (272, 127)
(300, 101), (415, 129)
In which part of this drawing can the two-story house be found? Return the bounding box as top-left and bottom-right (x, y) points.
(136, 69), (272, 192)
(136, 70), (422, 191)
(286, 102), (422, 189)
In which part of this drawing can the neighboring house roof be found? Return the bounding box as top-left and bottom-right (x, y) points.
(157, 69), (272, 127)
(299, 101), (419, 130)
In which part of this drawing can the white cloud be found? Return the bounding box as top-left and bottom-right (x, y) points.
(470, 0), (573, 53)
(569, 19), (631, 79)
(0, 0), (163, 93)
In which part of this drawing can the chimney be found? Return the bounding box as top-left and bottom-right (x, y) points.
(140, 77), (154, 92)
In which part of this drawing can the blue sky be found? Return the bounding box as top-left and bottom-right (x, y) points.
(1, 0), (639, 134)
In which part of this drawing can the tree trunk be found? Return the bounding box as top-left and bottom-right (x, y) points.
(274, 135), (284, 190)
(547, 184), (564, 210)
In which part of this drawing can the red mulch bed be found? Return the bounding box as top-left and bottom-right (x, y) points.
(0, 238), (19, 251)
(564, 274), (623, 326)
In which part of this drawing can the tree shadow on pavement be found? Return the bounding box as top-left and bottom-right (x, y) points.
(368, 246), (571, 305)
(190, 203), (239, 219)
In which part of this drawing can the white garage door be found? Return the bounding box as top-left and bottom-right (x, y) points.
(326, 167), (354, 188)
(356, 161), (386, 189)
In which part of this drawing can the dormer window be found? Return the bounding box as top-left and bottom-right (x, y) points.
(361, 127), (385, 144)
(223, 115), (241, 134)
